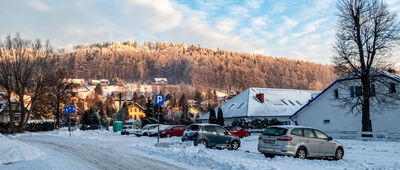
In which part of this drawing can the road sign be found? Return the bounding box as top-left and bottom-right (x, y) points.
(64, 106), (75, 114)
(155, 94), (164, 106)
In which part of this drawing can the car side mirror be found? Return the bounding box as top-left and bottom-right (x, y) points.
(327, 136), (333, 141)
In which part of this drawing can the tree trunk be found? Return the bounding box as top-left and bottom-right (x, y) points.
(7, 92), (14, 134)
(17, 94), (26, 133)
(56, 101), (60, 129)
(361, 74), (372, 134)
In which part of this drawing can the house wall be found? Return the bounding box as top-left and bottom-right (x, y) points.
(128, 106), (146, 120)
(294, 78), (400, 134)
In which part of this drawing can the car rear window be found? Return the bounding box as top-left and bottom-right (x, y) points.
(262, 127), (288, 136)
(187, 125), (199, 131)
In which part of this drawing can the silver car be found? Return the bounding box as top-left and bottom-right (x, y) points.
(258, 125), (344, 160)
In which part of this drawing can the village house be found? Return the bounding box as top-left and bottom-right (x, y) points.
(290, 71), (400, 139)
(0, 92), (31, 124)
(197, 87), (318, 125)
(154, 78), (168, 85)
(127, 103), (146, 120)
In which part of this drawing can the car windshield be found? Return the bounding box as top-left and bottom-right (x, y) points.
(187, 125), (199, 131)
(262, 127), (288, 136)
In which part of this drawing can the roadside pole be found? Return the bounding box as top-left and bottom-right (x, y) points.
(64, 106), (75, 137)
(155, 94), (164, 143)
(69, 114), (71, 137)
(157, 105), (160, 143)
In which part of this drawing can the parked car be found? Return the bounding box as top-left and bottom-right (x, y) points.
(258, 125), (344, 160)
(147, 125), (172, 137)
(121, 120), (142, 135)
(182, 123), (241, 150)
(160, 125), (187, 138)
(225, 126), (250, 138)
(134, 124), (158, 137)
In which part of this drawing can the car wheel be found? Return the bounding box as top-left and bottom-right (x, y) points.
(167, 134), (171, 138)
(126, 132), (129, 135)
(334, 147), (344, 160)
(295, 147), (307, 159)
(199, 139), (208, 148)
(143, 133), (148, 136)
(229, 140), (240, 150)
(264, 153), (275, 158)
(121, 132), (125, 135)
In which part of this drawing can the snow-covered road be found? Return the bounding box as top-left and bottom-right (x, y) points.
(18, 135), (185, 170)
(2, 129), (400, 170)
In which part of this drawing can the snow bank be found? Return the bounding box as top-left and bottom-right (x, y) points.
(0, 135), (43, 165)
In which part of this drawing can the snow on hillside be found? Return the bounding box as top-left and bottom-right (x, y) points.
(2, 130), (399, 170)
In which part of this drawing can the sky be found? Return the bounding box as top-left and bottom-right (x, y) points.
(0, 0), (400, 64)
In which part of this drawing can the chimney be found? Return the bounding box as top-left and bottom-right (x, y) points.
(256, 93), (264, 103)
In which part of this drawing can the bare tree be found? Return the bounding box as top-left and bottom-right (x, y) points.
(333, 0), (400, 132)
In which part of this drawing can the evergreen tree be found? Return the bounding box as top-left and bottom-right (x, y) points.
(208, 105), (217, 124)
(217, 107), (224, 126)
(193, 90), (203, 110)
(94, 84), (103, 96)
(131, 92), (139, 102)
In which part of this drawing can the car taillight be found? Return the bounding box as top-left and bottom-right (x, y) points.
(258, 135), (262, 140)
(194, 132), (199, 137)
(277, 136), (293, 141)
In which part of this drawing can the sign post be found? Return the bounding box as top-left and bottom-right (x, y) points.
(64, 106), (76, 137)
(155, 94), (164, 143)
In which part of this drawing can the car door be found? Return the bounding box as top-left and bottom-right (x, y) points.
(215, 126), (231, 145)
(203, 126), (218, 145)
(313, 129), (335, 156)
(302, 128), (320, 157)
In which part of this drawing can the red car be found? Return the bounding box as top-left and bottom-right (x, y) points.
(160, 125), (187, 138)
(225, 126), (250, 138)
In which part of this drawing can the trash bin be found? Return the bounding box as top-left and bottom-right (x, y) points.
(113, 121), (123, 132)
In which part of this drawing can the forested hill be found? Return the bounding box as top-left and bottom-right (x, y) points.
(62, 41), (337, 91)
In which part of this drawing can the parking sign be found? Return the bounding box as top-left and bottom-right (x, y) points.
(155, 94), (164, 106)
(64, 106), (75, 114)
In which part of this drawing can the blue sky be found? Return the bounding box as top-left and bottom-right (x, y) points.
(1, 0), (399, 64)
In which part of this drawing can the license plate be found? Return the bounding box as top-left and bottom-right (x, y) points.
(263, 139), (275, 144)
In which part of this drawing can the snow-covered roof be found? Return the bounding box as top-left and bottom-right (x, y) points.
(154, 78), (167, 82)
(199, 87), (318, 120)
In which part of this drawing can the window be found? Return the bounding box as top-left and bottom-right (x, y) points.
(291, 128), (303, 136)
(262, 127), (288, 136)
(188, 125), (199, 131)
(282, 121), (291, 125)
(204, 126), (215, 132)
(280, 99), (288, 105)
(323, 119), (330, 124)
(295, 100), (302, 105)
(355, 86), (362, 96)
(303, 129), (316, 138)
(237, 103), (245, 109)
(215, 126), (227, 135)
(350, 86), (362, 97)
(370, 84), (376, 96)
(334, 89), (339, 98)
(228, 104), (235, 110)
(314, 130), (329, 139)
(390, 83), (396, 93)
(288, 100), (295, 106)
(134, 115), (137, 120)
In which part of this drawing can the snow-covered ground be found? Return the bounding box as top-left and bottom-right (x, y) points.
(1, 130), (400, 170)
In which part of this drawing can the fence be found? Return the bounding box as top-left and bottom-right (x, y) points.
(326, 131), (400, 141)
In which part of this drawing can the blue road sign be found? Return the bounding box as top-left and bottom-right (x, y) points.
(64, 106), (76, 114)
(155, 94), (164, 106)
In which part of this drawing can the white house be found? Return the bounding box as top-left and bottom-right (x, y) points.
(290, 71), (400, 139)
(154, 78), (168, 85)
(197, 87), (318, 125)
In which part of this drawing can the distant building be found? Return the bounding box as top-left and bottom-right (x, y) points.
(290, 71), (400, 139)
(127, 103), (146, 120)
(68, 79), (85, 85)
(197, 87), (318, 126)
(154, 78), (168, 85)
(0, 92), (31, 124)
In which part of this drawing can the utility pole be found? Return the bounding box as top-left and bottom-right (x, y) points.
(157, 105), (160, 143)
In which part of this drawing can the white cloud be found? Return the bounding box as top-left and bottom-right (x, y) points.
(216, 18), (237, 33)
(24, 0), (51, 12)
(245, 0), (264, 9)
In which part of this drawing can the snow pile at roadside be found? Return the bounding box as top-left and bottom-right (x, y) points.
(0, 135), (43, 165)
(18, 129), (115, 138)
(129, 135), (400, 170)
